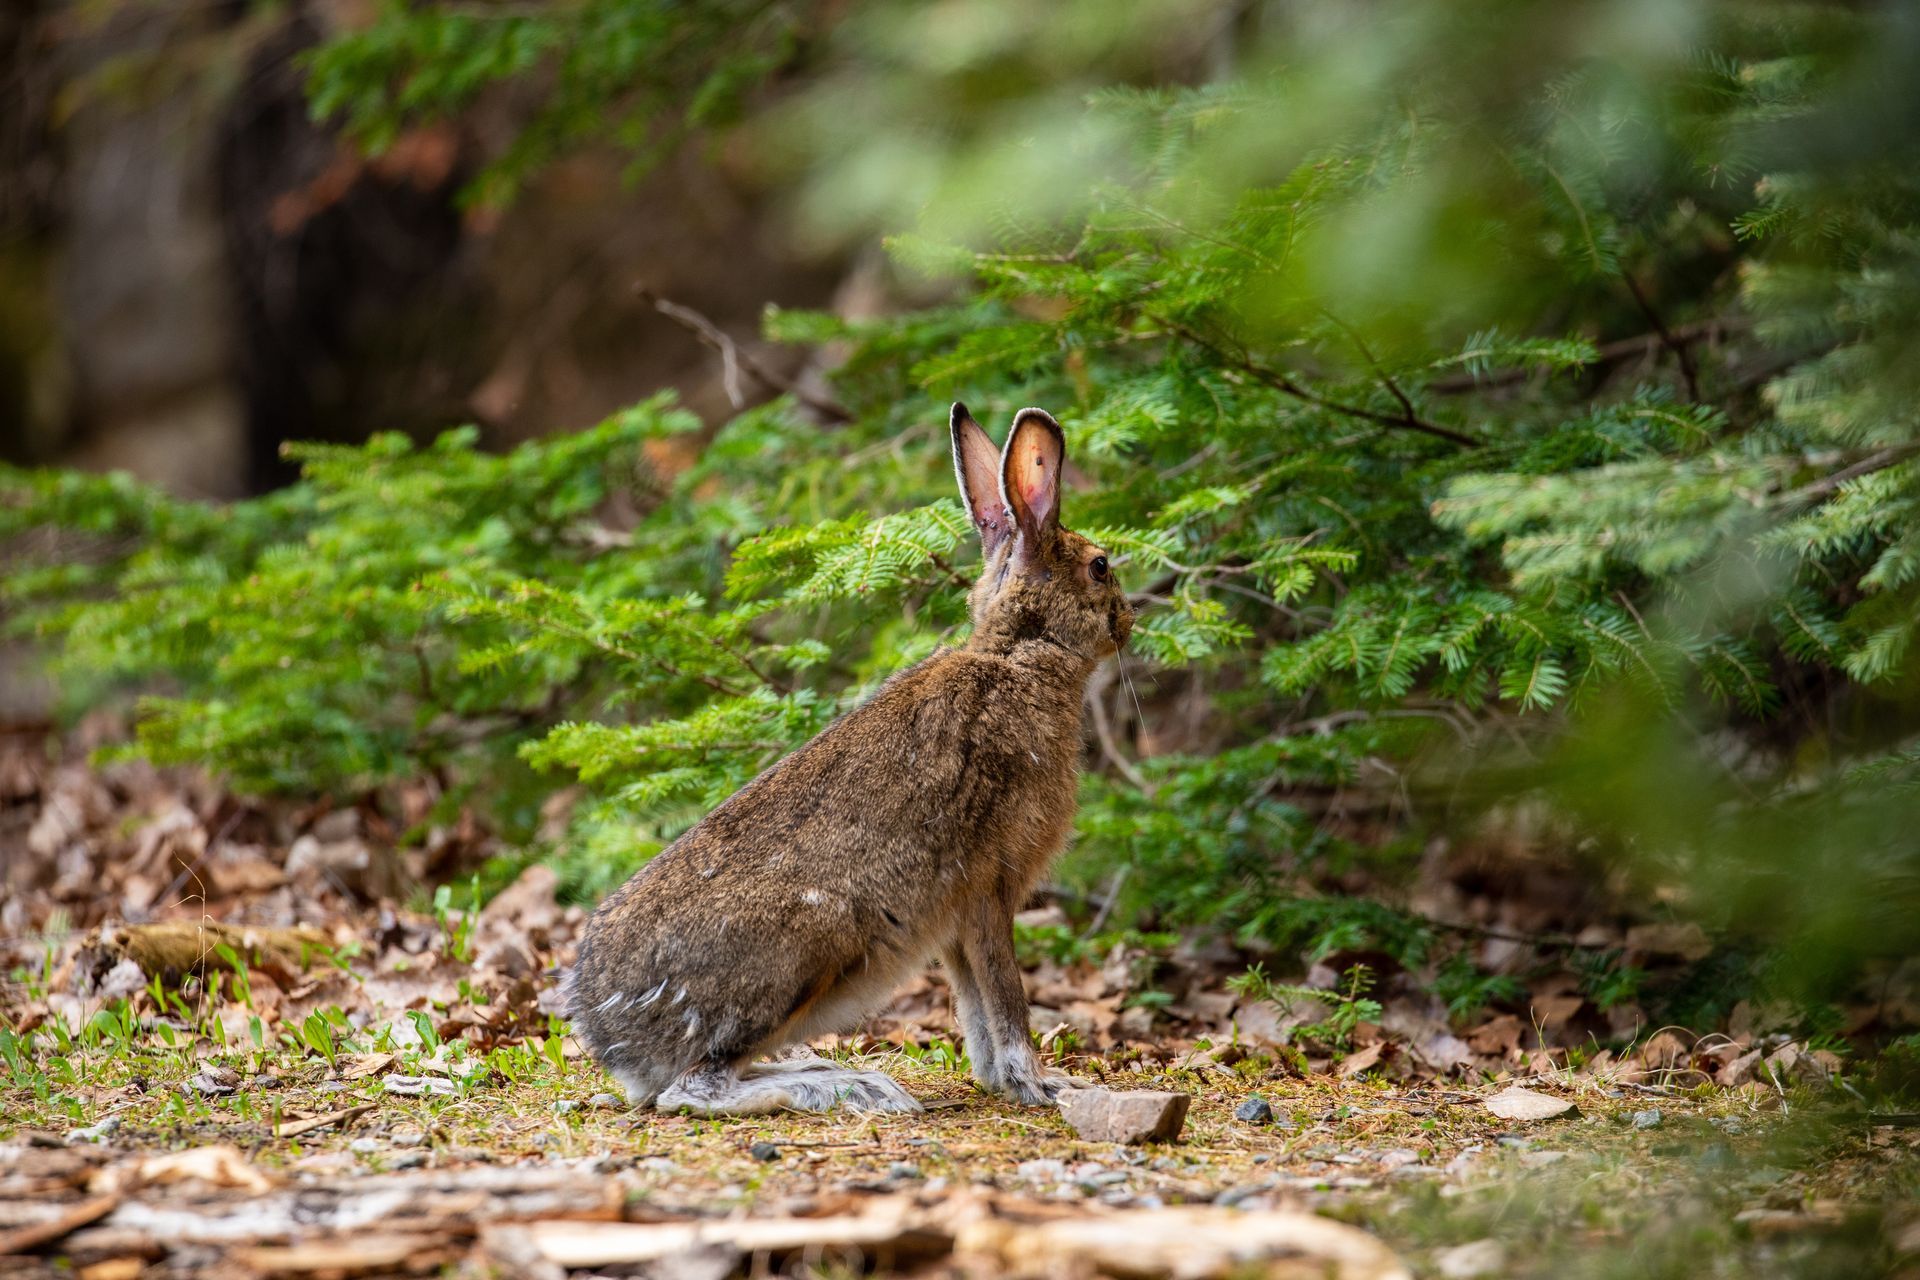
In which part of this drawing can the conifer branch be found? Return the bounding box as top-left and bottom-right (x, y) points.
(1153, 313), (1482, 447)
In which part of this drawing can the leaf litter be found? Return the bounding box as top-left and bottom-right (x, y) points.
(1, 728), (1916, 1277)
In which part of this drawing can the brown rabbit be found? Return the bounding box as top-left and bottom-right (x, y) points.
(565, 403), (1133, 1114)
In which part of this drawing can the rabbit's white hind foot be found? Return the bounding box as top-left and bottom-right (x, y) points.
(657, 1062), (922, 1115)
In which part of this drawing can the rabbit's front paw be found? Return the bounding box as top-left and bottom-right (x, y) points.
(996, 1068), (1090, 1106)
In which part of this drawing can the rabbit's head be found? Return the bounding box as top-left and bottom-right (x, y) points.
(950, 403), (1134, 661)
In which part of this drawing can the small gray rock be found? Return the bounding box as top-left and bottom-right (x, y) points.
(553, 1099), (580, 1114)
(887, 1162), (923, 1180)
(1216, 1181), (1272, 1208)
(588, 1092), (624, 1110)
(1234, 1096), (1274, 1124)
(1631, 1108), (1663, 1130)
(349, 1138), (381, 1155)
(1016, 1158), (1067, 1183)
(68, 1116), (122, 1144)
(391, 1132), (427, 1147)
(749, 1141), (780, 1162)
(389, 1150), (430, 1170)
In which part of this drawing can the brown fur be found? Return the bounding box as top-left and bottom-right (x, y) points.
(566, 404), (1133, 1113)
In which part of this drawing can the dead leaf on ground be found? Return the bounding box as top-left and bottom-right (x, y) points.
(135, 1146), (275, 1194)
(1483, 1087), (1574, 1122)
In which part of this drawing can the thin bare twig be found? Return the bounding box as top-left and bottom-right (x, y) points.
(635, 287), (852, 423)
(1780, 445), (1920, 506)
(1619, 271), (1701, 401)
(1153, 313), (1481, 448)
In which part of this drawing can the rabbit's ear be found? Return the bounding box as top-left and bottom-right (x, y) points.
(951, 402), (1013, 556)
(1000, 408), (1065, 553)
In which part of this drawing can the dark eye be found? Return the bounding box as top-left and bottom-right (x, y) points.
(1089, 555), (1109, 583)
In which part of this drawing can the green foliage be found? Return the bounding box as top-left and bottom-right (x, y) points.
(304, 0), (809, 206)
(8, 0), (1920, 1017)
(1228, 962), (1384, 1055)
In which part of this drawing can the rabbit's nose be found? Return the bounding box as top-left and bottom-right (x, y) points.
(1109, 601), (1134, 649)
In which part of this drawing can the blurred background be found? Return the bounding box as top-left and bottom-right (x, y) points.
(5, 0), (1920, 1113)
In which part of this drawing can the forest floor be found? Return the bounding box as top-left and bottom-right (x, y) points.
(3, 731), (1918, 1278)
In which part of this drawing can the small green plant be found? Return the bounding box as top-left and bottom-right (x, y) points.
(1229, 963), (1384, 1055)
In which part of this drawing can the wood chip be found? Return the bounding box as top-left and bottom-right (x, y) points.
(277, 1103), (376, 1139)
(1483, 1087), (1574, 1122)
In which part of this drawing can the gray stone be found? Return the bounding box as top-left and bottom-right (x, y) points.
(1234, 1096), (1274, 1124)
(349, 1138), (381, 1155)
(1016, 1158), (1067, 1183)
(749, 1142), (780, 1162)
(588, 1092), (625, 1110)
(1058, 1088), (1190, 1145)
(1631, 1108), (1663, 1130)
(1435, 1239), (1508, 1279)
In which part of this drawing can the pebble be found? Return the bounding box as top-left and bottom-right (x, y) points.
(553, 1100), (579, 1114)
(1215, 1182), (1273, 1208)
(1234, 1096), (1275, 1124)
(391, 1132), (427, 1148)
(1149, 1157), (1182, 1173)
(1631, 1108), (1663, 1130)
(638, 1157), (679, 1176)
(388, 1150), (430, 1170)
(349, 1138), (381, 1155)
(749, 1142), (781, 1163)
(1016, 1158), (1068, 1183)
(588, 1092), (624, 1110)
(887, 1162), (923, 1180)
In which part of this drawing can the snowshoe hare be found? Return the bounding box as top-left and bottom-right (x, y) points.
(566, 404), (1133, 1114)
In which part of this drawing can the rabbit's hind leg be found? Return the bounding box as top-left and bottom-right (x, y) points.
(656, 1061), (921, 1115)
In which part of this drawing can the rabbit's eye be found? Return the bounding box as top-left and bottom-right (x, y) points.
(1089, 555), (1109, 583)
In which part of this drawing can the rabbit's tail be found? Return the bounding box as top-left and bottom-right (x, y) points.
(655, 1058), (922, 1116)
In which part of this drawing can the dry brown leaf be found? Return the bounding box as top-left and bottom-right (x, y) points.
(1339, 1043), (1385, 1076)
(1483, 1087), (1574, 1122)
(339, 1053), (397, 1081)
(136, 1145), (276, 1194)
(1625, 922), (1712, 962)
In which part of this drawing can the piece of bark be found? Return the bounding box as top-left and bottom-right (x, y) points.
(494, 1206), (952, 1270)
(958, 1203), (1411, 1280)
(232, 1233), (455, 1275)
(1057, 1088), (1190, 1144)
(1483, 1086), (1575, 1122)
(0, 1194), (120, 1255)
